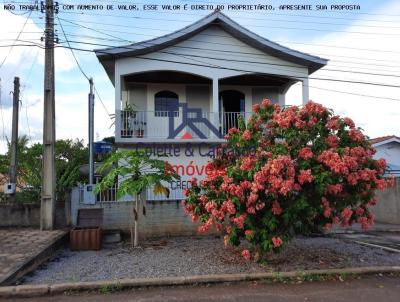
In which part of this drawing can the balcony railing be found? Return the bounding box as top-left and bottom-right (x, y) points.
(117, 110), (253, 141)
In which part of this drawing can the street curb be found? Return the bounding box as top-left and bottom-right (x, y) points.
(0, 266), (399, 298)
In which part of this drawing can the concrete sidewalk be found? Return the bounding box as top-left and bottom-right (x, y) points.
(0, 229), (68, 286)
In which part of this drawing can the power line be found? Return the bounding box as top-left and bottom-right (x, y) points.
(57, 29), (400, 70)
(53, 18), (400, 77)
(61, 1), (400, 23)
(94, 86), (111, 117)
(55, 19), (400, 69)
(55, 17), (400, 54)
(58, 11), (400, 36)
(53, 11), (400, 30)
(0, 6), (35, 69)
(56, 35), (400, 73)
(57, 39), (400, 79)
(57, 16), (113, 121)
(57, 44), (400, 90)
(57, 15), (90, 80)
(308, 85), (400, 101)
(51, 19), (400, 85)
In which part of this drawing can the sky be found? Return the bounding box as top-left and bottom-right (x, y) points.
(0, 0), (399, 154)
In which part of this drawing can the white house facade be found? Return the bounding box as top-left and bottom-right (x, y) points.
(95, 10), (328, 200)
(370, 136), (400, 175)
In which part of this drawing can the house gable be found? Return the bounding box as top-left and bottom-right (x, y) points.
(96, 10), (327, 83)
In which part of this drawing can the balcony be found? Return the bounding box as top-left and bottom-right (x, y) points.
(116, 110), (253, 143)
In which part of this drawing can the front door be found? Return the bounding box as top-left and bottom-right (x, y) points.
(219, 90), (245, 134)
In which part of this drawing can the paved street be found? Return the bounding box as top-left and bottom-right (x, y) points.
(0, 229), (66, 285)
(3, 275), (400, 302)
(333, 229), (400, 252)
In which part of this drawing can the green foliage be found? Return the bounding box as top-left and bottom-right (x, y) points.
(0, 136), (88, 202)
(95, 150), (179, 199)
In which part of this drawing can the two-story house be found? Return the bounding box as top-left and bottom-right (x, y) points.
(94, 10), (327, 201)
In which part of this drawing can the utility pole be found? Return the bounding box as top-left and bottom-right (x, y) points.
(88, 78), (94, 185)
(41, 0), (56, 230)
(8, 77), (20, 202)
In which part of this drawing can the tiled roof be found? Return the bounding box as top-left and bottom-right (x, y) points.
(369, 135), (400, 145)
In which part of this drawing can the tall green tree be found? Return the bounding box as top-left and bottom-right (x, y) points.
(0, 137), (88, 202)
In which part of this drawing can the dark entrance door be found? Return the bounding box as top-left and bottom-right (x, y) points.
(219, 90), (245, 134)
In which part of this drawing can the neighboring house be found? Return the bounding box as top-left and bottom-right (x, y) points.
(370, 135), (400, 176)
(93, 10), (328, 201)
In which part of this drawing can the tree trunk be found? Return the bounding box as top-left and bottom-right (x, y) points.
(134, 194), (139, 247)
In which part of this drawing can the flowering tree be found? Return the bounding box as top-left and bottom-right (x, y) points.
(183, 100), (393, 260)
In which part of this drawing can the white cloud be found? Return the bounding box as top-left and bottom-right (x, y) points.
(0, 10), (77, 74)
(285, 0), (400, 139)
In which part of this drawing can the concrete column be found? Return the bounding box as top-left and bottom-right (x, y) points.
(278, 92), (286, 106)
(302, 78), (309, 105)
(115, 74), (121, 139)
(212, 78), (219, 113)
(212, 78), (220, 137)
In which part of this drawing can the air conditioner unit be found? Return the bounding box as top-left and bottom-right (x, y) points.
(83, 184), (96, 204)
(4, 183), (16, 195)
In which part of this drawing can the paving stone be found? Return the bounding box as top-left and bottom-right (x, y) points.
(0, 229), (66, 285)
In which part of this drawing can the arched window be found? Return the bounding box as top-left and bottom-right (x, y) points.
(154, 90), (179, 117)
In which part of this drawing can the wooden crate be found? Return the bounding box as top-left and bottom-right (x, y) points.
(70, 227), (102, 251)
(70, 208), (103, 251)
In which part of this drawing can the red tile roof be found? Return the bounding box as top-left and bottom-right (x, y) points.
(369, 135), (400, 145)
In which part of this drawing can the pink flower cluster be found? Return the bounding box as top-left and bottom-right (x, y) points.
(182, 99), (393, 260)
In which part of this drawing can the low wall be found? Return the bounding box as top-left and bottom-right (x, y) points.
(373, 177), (400, 225)
(0, 202), (68, 228)
(0, 203), (40, 227)
(69, 178), (400, 237)
(71, 195), (199, 238)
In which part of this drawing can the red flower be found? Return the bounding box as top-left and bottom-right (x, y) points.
(228, 128), (239, 135)
(240, 156), (255, 171)
(355, 207), (365, 216)
(344, 117), (355, 129)
(324, 207), (331, 218)
(349, 129), (364, 142)
(247, 206), (256, 214)
(340, 208), (353, 221)
(298, 169), (314, 185)
(261, 98), (272, 108)
(255, 202), (265, 211)
(272, 237), (283, 248)
(245, 230), (253, 237)
(232, 214), (247, 229)
(241, 249), (251, 260)
(299, 147), (313, 160)
(272, 201), (282, 215)
(326, 135), (338, 148)
(252, 104), (261, 112)
(242, 129), (251, 141)
(327, 184), (343, 195)
(326, 116), (340, 130)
